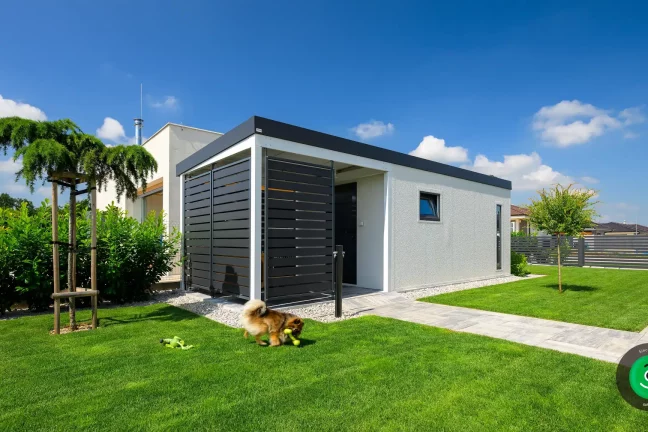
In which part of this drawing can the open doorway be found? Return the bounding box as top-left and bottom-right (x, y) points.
(335, 183), (357, 285)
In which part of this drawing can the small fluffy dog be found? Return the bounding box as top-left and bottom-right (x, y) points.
(241, 299), (304, 346)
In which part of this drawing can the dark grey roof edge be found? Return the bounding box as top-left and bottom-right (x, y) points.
(176, 115), (512, 190)
(175, 116), (256, 176)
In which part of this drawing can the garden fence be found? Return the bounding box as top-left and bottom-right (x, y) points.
(511, 235), (648, 270)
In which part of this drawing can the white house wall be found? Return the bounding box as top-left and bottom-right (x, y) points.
(356, 173), (385, 291)
(390, 164), (510, 291)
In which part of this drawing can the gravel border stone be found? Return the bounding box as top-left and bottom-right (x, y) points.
(400, 274), (545, 300)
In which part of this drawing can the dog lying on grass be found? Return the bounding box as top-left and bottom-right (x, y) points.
(241, 299), (304, 347)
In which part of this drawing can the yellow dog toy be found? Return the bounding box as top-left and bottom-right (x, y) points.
(284, 328), (301, 346)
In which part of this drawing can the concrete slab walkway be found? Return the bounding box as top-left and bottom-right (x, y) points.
(358, 295), (648, 363)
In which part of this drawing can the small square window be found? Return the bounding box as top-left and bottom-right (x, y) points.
(419, 192), (440, 221)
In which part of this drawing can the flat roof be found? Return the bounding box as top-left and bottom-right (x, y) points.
(176, 116), (512, 190)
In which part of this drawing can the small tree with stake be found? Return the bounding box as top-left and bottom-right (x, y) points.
(527, 184), (597, 293)
(0, 117), (157, 332)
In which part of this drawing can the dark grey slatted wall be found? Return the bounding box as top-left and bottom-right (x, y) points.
(212, 159), (251, 297)
(184, 159), (251, 298)
(264, 157), (334, 300)
(184, 171), (212, 290)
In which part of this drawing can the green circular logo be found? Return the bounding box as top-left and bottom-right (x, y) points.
(629, 355), (648, 399)
(617, 344), (648, 410)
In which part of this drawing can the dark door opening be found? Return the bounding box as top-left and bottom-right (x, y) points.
(335, 182), (357, 284)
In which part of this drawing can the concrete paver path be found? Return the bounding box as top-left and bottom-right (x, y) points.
(350, 292), (647, 363)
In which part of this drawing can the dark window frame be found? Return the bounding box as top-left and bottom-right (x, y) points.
(419, 192), (441, 222)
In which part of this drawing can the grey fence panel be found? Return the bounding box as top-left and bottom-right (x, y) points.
(264, 156), (334, 301)
(512, 235), (648, 269)
(184, 159), (251, 298)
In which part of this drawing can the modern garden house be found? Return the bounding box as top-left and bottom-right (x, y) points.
(176, 116), (512, 301)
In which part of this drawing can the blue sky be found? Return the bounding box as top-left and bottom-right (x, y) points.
(1, 1), (647, 223)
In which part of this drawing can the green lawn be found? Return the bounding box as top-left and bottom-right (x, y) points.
(0, 304), (645, 431)
(422, 265), (648, 331)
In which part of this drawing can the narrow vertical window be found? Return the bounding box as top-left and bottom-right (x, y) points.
(496, 204), (502, 270)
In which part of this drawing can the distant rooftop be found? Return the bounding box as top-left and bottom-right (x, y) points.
(511, 205), (529, 217)
(591, 222), (648, 233)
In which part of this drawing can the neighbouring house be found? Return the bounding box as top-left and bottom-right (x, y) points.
(584, 222), (648, 236)
(97, 122), (223, 285)
(510, 205), (532, 235)
(176, 116), (512, 301)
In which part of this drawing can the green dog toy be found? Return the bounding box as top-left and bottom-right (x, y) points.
(160, 336), (194, 350)
(284, 328), (301, 346)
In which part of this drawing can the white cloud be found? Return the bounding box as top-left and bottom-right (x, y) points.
(0, 95), (47, 120)
(409, 135), (469, 164)
(351, 120), (395, 140)
(0, 158), (21, 173)
(580, 176), (599, 184)
(619, 107), (645, 125)
(464, 151), (574, 191)
(533, 100), (622, 147)
(150, 96), (179, 110)
(96, 117), (127, 142)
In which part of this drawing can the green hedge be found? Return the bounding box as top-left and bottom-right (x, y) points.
(0, 202), (180, 314)
(510, 250), (529, 277)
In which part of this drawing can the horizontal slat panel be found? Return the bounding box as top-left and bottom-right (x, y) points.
(214, 171), (249, 187)
(213, 265), (250, 278)
(267, 247), (331, 257)
(192, 269), (210, 280)
(269, 238), (333, 248)
(268, 159), (332, 178)
(268, 219), (332, 229)
(213, 255), (250, 267)
(213, 228), (250, 239)
(268, 179), (330, 195)
(213, 247), (249, 257)
(213, 160), (251, 180)
(267, 169), (331, 187)
(222, 282), (250, 296)
(185, 200), (211, 211)
(267, 189), (332, 204)
(213, 210), (249, 221)
(213, 238), (249, 248)
(186, 231), (211, 240)
(268, 209), (332, 221)
(267, 199), (331, 212)
(214, 200), (249, 214)
(268, 229), (332, 238)
(214, 180), (250, 197)
(185, 222), (211, 232)
(186, 245), (210, 254)
(187, 238), (211, 247)
(185, 189), (210, 203)
(184, 173), (210, 189)
(267, 282), (332, 298)
(213, 275), (249, 288)
(269, 265), (332, 277)
(268, 273), (333, 288)
(213, 219), (250, 230)
(187, 253), (210, 263)
(191, 261), (211, 271)
(185, 207), (211, 218)
(186, 214), (211, 225)
(189, 277), (210, 288)
(213, 190), (249, 205)
(269, 256), (333, 267)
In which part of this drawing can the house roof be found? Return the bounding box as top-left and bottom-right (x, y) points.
(175, 116), (512, 190)
(143, 122), (223, 145)
(511, 205), (530, 216)
(592, 222), (648, 233)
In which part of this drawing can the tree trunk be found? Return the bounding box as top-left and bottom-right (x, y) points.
(557, 233), (562, 294)
(68, 182), (77, 330)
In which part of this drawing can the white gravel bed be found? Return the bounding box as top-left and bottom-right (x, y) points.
(400, 274), (545, 300)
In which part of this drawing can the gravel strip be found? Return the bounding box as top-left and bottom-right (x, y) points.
(400, 274), (545, 300)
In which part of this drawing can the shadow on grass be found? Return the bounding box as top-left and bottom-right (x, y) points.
(244, 338), (317, 348)
(100, 305), (200, 328)
(544, 284), (599, 292)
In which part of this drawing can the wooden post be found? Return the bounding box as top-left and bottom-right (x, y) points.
(68, 180), (77, 330)
(51, 181), (60, 334)
(90, 182), (98, 329)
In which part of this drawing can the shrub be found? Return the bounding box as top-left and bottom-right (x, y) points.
(0, 202), (180, 312)
(511, 251), (529, 277)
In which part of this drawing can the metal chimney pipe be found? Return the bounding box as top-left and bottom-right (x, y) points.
(134, 118), (143, 145)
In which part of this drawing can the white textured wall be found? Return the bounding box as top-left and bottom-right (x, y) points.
(390, 164), (510, 291)
(355, 174), (385, 290)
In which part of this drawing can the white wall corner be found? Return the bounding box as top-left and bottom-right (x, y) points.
(249, 137), (262, 300)
(383, 171), (393, 292)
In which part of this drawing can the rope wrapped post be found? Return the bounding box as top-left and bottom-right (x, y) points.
(51, 181), (61, 334)
(90, 182), (98, 329)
